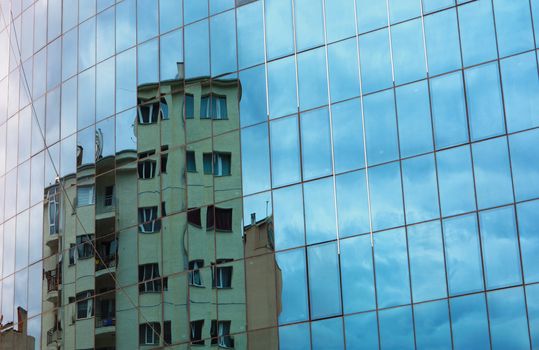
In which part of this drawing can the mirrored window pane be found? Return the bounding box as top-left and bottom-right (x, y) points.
(379, 306), (415, 350)
(402, 154), (439, 224)
(331, 98), (364, 173)
(526, 284), (539, 347)
(325, 0), (356, 43)
(237, 1), (264, 69)
(345, 312), (379, 350)
(356, 0), (387, 34)
(279, 323), (311, 350)
(336, 170), (370, 238)
(159, 29), (183, 81)
(311, 317), (344, 350)
(458, 0), (497, 66)
(273, 184), (305, 250)
(328, 38), (360, 103)
(116, 0), (136, 52)
(241, 123), (271, 195)
(300, 107), (332, 180)
(443, 214), (484, 295)
(450, 293), (491, 350)
(96, 6), (115, 62)
(270, 115), (301, 187)
(369, 162), (404, 231)
(160, 0), (183, 33)
(340, 234), (375, 313)
(359, 28), (393, 94)
(391, 19), (426, 85)
(210, 10), (237, 77)
(307, 242), (342, 319)
(265, 0), (294, 60)
(472, 137), (513, 209)
(294, 0), (324, 51)
(297, 47), (328, 111)
(517, 199), (539, 283)
(509, 128), (539, 201)
(185, 20), (210, 79)
(304, 177), (337, 245)
(239, 65), (267, 127)
(137, 0), (158, 43)
(374, 228), (410, 308)
(268, 56), (297, 119)
(488, 287), (531, 349)
(493, 0), (534, 56)
(276, 248), (309, 325)
(424, 9), (461, 75)
(414, 300), (451, 350)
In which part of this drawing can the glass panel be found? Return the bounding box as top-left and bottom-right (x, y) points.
(62, 27), (78, 81)
(479, 206), (522, 289)
(345, 312), (379, 350)
(47, 38), (61, 90)
(423, 0), (454, 13)
(116, 0), (136, 52)
(509, 128), (539, 201)
(493, 0), (534, 57)
(307, 242), (342, 319)
(430, 72), (468, 149)
(184, 0), (207, 24)
(331, 98), (364, 173)
(78, 17), (96, 72)
(437, 145), (476, 217)
(414, 300), (451, 350)
(340, 235), (375, 313)
(96, 58), (115, 121)
(487, 287), (531, 349)
(294, 0), (324, 51)
(424, 9), (461, 75)
(408, 221), (446, 302)
(239, 65), (267, 127)
(391, 18), (426, 85)
(185, 20), (210, 79)
(359, 28), (393, 94)
(443, 214), (484, 295)
(97, 6), (115, 62)
(279, 323), (311, 350)
(402, 154), (439, 224)
(77, 67), (95, 130)
(137, 0), (158, 42)
(304, 177), (337, 245)
(472, 137), (513, 209)
(137, 38), (158, 85)
(210, 0), (234, 15)
(116, 47), (136, 112)
(500, 52), (539, 133)
(379, 306), (415, 350)
(458, 0), (497, 66)
(369, 162), (404, 231)
(374, 228), (410, 308)
(465, 62), (505, 140)
(311, 317), (344, 350)
(364, 89), (399, 166)
(159, 29), (183, 81)
(300, 107), (332, 180)
(356, 0), (387, 33)
(270, 115), (301, 187)
(267, 56), (297, 119)
(276, 248), (309, 325)
(210, 10), (237, 77)
(527, 284), (539, 348)
(273, 184), (305, 250)
(297, 47), (328, 111)
(336, 170), (370, 238)
(160, 0), (183, 33)
(241, 123), (271, 195)
(265, 0), (294, 60)
(450, 293), (490, 350)
(517, 200), (539, 283)
(325, 0), (356, 43)
(328, 38), (360, 103)
(237, 0), (264, 69)
(389, 0), (421, 23)
(396, 80), (433, 157)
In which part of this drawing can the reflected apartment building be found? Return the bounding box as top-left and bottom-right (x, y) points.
(39, 65), (280, 349)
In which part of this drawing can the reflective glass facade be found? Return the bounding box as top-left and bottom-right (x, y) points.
(0, 0), (539, 349)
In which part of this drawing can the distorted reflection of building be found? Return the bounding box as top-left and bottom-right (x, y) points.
(0, 308), (36, 350)
(39, 63), (282, 349)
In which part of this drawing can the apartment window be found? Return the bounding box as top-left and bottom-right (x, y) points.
(137, 100), (159, 124)
(213, 259), (233, 289)
(138, 151), (157, 179)
(48, 187), (60, 235)
(69, 244), (77, 265)
(190, 320), (204, 345)
(138, 206), (161, 233)
(76, 290), (94, 319)
(104, 186), (114, 207)
(185, 94), (194, 119)
(139, 322), (161, 345)
(77, 185), (94, 207)
(161, 201), (167, 218)
(211, 320), (234, 348)
(139, 263), (167, 292)
(188, 260), (204, 287)
(187, 208), (201, 227)
(160, 97), (169, 120)
(201, 94), (228, 120)
(164, 321), (172, 345)
(186, 150), (196, 172)
(207, 206), (233, 231)
(203, 152), (231, 176)
(76, 234), (94, 259)
(161, 145), (168, 174)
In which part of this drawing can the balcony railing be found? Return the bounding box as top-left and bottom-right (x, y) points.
(96, 254), (117, 271)
(46, 328), (61, 345)
(96, 315), (116, 328)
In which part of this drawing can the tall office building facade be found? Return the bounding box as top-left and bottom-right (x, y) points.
(0, 0), (539, 349)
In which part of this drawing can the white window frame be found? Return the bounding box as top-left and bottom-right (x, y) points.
(139, 207), (159, 233)
(188, 260), (203, 287)
(76, 290), (94, 319)
(48, 187), (59, 235)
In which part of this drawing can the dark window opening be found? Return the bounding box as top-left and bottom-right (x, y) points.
(207, 206), (233, 231)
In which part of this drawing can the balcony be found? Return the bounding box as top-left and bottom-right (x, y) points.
(46, 328), (62, 346)
(45, 232), (60, 251)
(45, 270), (61, 303)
